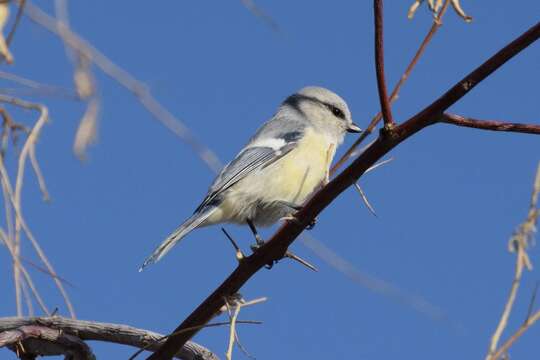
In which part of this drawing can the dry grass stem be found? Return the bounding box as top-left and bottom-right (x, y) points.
(491, 310), (540, 359)
(486, 162), (540, 360)
(28, 144), (49, 201)
(0, 2), (13, 63)
(224, 296), (266, 360)
(0, 228), (50, 315)
(73, 97), (100, 160)
(0, 95), (75, 318)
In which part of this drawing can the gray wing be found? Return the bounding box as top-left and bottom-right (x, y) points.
(194, 125), (304, 212)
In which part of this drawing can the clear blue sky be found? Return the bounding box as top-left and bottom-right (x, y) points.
(1, 1), (539, 359)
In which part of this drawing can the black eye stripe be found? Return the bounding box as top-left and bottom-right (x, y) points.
(283, 94), (346, 120)
(326, 104), (345, 119)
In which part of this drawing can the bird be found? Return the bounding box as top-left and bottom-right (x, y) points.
(140, 86), (361, 270)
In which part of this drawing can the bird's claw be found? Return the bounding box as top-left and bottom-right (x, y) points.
(280, 215), (317, 230)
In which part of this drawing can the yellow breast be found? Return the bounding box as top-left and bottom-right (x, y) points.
(260, 127), (335, 204)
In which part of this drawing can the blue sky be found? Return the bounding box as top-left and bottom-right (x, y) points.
(1, 1), (539, 359)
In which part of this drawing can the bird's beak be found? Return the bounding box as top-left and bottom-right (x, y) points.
(347, 122), (362, 133)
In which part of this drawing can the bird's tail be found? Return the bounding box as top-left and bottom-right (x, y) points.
(139, 207), (216, 271)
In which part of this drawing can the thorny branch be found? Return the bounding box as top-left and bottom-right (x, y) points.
(149, 20), (540, 360)
(486, 162), (540, 360)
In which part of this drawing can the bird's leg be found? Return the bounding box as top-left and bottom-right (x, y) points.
(221, 227), (245, 262)
(246, 218), (315, 271)
(246, 219), (264, 247)
(246, 219), (277, 269)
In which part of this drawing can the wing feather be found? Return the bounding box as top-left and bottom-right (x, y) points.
(195, 142), (297, 212)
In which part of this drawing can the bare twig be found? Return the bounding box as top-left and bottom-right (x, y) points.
(441, 113), (540, 135)
(0, 71), (76, 98)
(486, 162), (540, 360)
(373, 0), (394, 129)
(0, 228), (50, 315)
(5, 0), (26, 46)
(353, 156), (394, 216)
(223, 296), (266, 360)
(490, 310), (540, 360)
(0, 1), (14, 63)
(148, 20), (540, 360)
(0, 316), (219, 360)
(0, 325), (96, 360)
(331, 0), (451, 174)
(0, 95), (75, 318)
(28, 145), (50, 201)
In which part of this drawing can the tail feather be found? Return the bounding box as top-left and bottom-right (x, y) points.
(139, 207), (216, 271)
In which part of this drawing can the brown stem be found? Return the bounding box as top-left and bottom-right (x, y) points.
(147, 21), (540, 360)
(331, 0), (451, 175)
(441, 113), (540, 134)
(373, 0), (394, 128)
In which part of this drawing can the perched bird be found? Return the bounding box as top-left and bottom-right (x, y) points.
(140, 86), (361, 270)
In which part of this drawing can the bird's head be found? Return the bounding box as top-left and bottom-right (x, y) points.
(282, 86), (361, 142)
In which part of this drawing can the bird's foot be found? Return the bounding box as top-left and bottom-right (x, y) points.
(306, 217), (317, 230)
(280, 214), (318, 230)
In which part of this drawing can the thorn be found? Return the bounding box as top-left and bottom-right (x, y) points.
(354, 183), (377, 217)
(221, 228), (245, 262)
(285, 250), (318, 272)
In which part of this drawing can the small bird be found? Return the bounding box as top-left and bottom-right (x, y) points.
(140, 86), (361, 270)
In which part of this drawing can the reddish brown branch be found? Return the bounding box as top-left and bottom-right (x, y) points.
(373, 0), (394, 128)
(148, 21), (540, 360)
(395, 21), (540, 139)
(331, 0), (451, 175)
(441, 113), (540, 134)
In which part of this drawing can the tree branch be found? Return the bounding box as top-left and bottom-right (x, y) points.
(0, 324), (95, 360)
(148, 20), (540, 360)
(373, 0), (394, 128)
(0, 316), (218, 360)
(331, 0), (451, 175)
(441, 113), (540, 134)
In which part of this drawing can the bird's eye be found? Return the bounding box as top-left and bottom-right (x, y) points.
(330, 105), (345, 119)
